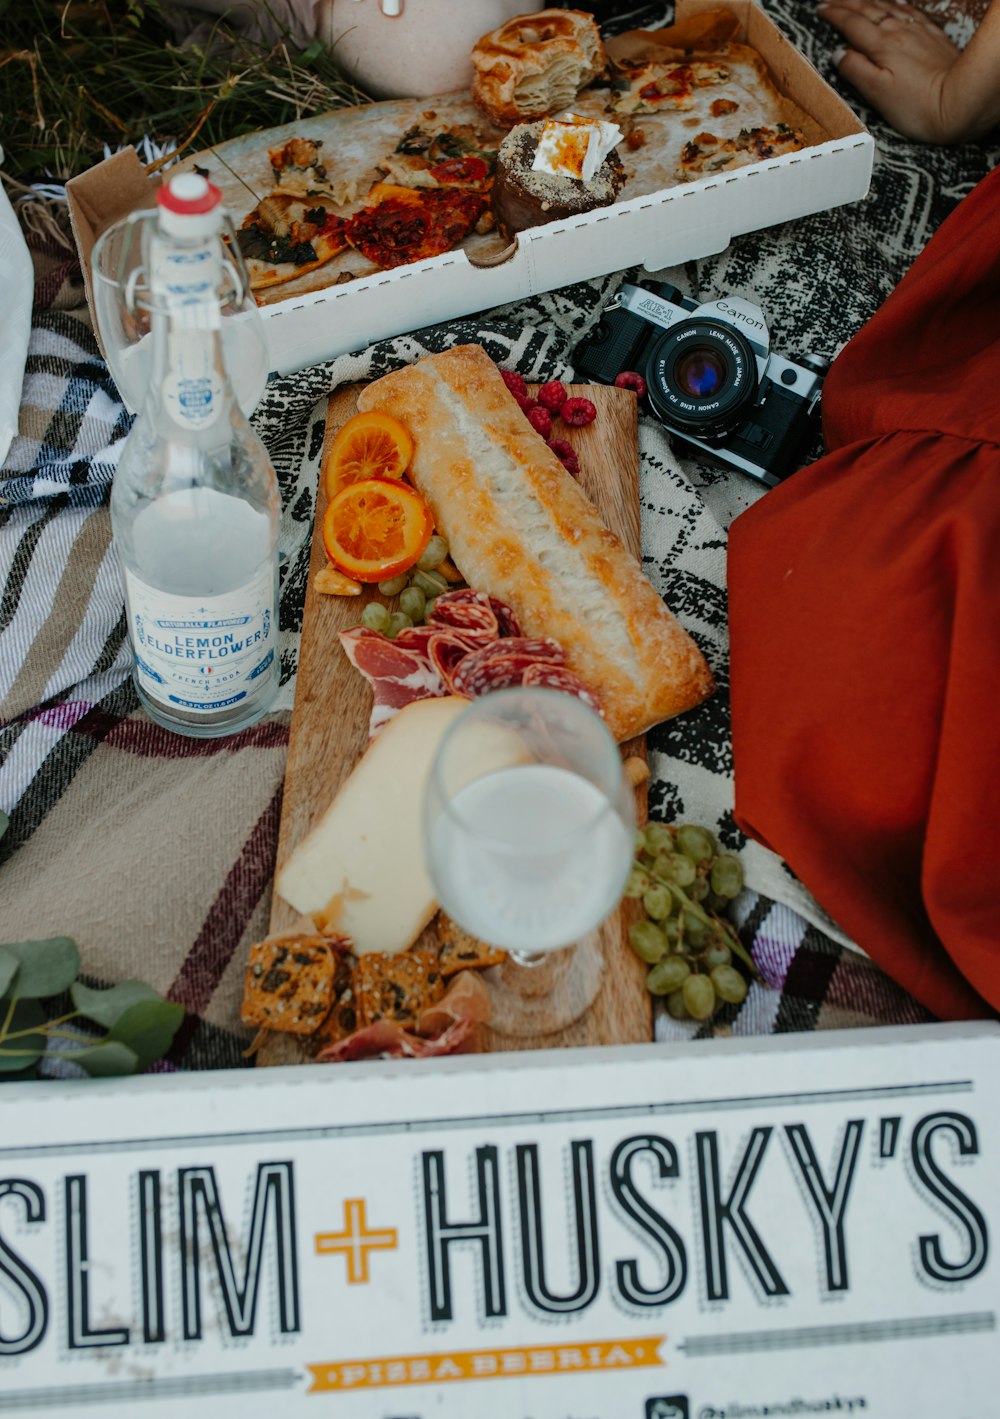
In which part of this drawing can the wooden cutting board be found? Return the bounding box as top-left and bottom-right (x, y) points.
(259, 383), (651, 1066)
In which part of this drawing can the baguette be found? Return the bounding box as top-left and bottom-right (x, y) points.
(357, 345), (714, 741)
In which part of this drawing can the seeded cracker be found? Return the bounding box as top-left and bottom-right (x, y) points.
(356, 948), (445, 1029)
(241, 933), (338, 1034)
(312, 950), (361, 1049)
(437, 916), (508, 976)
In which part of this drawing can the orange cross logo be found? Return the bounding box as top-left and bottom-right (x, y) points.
(315, 1198), (398, 1284)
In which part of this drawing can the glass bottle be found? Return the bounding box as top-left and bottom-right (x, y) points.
(109, 173), (280, 738)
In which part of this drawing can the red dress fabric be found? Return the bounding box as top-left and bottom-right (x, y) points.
(728, 165), (1000, 1020)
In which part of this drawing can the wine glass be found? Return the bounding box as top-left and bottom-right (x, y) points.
(423, 687), (636, 1035)
(91, 209), (270, 417)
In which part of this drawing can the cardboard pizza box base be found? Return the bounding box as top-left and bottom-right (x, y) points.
(66, 0), (872, 386)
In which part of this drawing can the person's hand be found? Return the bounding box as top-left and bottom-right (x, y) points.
(817, 0), (977, 143)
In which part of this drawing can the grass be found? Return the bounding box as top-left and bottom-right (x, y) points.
(0, 0), (369, 183)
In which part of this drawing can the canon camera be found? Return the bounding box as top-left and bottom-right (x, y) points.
(573, 282), (829, 486)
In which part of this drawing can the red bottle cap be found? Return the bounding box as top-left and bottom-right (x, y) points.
(157, 173), (222, 216)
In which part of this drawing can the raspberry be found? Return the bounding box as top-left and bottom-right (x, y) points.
(559, 397), (597, 428)
(527, 406), (553, 439)
(515, 392), (538, 414)
(547, 437), (580, 475)
(614, 370), (647, 398)
(500, 368), (528, 398)
(537, 380), (568, 412)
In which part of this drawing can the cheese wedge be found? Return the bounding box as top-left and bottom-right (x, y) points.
(276, 696), (469, 954)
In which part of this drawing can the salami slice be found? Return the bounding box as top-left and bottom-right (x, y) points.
(428, 631), (478, 695)
(426, 589), (499, 642)
(487, 596), (523, 638)
(452, 637), (566, 698)
(522, 662), (604, 716)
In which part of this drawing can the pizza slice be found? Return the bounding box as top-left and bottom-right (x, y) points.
(235, 191), (348, 290)
(269, 135), (328, 186)
(345, 183), (489, 269)
(608, 59), (731, 114)
(377, 124), (498, 192)
(679, 123), (805, 179)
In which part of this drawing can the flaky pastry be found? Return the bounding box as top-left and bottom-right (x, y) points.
(470, 7), (606, 128)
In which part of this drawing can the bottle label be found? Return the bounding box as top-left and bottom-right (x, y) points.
(149, 237), (225, 431)
(123, 566), (276, 714)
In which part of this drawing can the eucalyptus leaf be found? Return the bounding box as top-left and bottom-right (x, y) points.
(0, 938), (80, 999)
(71, 979), (161, 1029)
(107, 999), (184, 1069)
(0, 947), (19, 999)
(0, 1000), (46, 1074)
(74, 1041), (141, 1077)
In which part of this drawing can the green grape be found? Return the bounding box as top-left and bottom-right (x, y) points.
(417, 534), (449, 571)
(676, 824), (716, 863)
(628, 920), (668, 964)
(667, 852), (697, 887)
(711, 964), (749, 1004)
(424, 596), (439, 621)
(633, 828), (647, 855)
(649, 852), (675, 882)
(663, 917), (681, 945)
(665, 989), (690, 1021)
(710, 854), (745, 899)
(643, 822), (674, 856)
(623, 866), (651, 899)
(682, 973), (717, 1021)
(681, 909), (708, 948)
(703, 890), (726, 915)
(399, 585), (427, 623)
(642, 884), (673, 921)
(702, 941), (732, 971)
(386, 611), (414, 639)
(377, 573), (409, 597)
(689, 877), (710, 903)
(646, 955), (690, 996)
(412, 568), (449, 598)
(361, 601), (391, 634)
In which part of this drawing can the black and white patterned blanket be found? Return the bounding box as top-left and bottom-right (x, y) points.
(1, 0), (995, 1066)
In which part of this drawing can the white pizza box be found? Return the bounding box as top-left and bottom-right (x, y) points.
(252, 0), (873, 377)
(66, 0), (871, 388)
(0, 1020), (996, 1417)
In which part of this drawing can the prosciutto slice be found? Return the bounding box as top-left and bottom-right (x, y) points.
(315, 971), (490, 1062)
(339, 626), (445, 734)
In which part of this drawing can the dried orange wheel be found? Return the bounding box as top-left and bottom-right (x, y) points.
(324, 410), (414, 500)
(322, 476), (433, 583)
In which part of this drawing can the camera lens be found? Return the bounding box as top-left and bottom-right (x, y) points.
(674, 345), (727, 399)
(644, 318), (758, 441)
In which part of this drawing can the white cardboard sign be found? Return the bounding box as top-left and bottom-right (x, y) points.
(0, 1021), (997, 1418)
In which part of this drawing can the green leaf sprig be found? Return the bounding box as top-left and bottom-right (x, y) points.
(0, 809), (183, 1078)
(0, 938), (184, 1080)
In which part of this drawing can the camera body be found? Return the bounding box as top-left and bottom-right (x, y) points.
(573, 281), (829, 486)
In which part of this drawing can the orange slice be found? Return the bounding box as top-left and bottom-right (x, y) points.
(322, 476), (433, 583)
(324, 410), (414, 500)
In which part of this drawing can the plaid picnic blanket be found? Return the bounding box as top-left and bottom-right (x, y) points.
(2, 0), (995, 1070)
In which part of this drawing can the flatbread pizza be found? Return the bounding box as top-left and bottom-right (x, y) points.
(235, 191), (349, 290)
